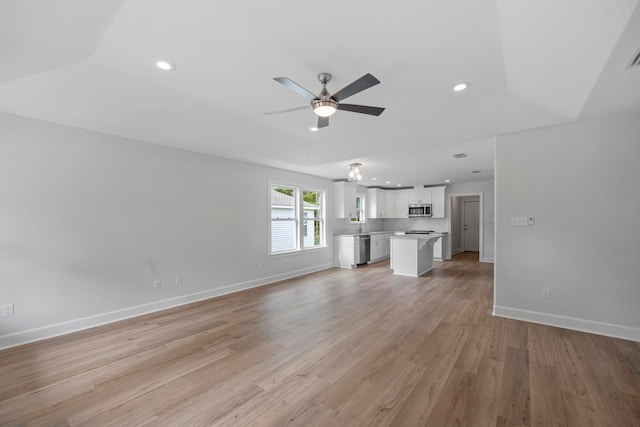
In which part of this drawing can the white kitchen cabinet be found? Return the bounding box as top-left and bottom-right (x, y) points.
(430, 186), (445, 218)
(370, 232), (391, 262)
(394, 190), (409, 218)
(366, 188), (385, 219)
(334, 235), (359, 268)
(408, 190), (419, 205)
(384, 233), (391, 257)
(408, 189), (432, 205)
(370, 235), (385, 261)
(384, 191), (396, 218)
(334, 182), (357, 219)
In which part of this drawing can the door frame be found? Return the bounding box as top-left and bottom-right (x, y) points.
(447, 192), (485, 262)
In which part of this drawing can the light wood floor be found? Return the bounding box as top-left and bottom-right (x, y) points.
(1, 253), (639, 426)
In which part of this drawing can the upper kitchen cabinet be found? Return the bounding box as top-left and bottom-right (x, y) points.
(333, 181), (357, 219)
(384, 191), (396, 218)
(430, 186), (446, 218)
(366, 188), (385, 219)
(408, 189), (432, 205)
(395, 190), (409, 218)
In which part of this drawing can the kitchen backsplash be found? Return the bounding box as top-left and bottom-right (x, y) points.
(333, 217), (447, 235)
(334, 218), (384, 235)
(382, 218), (448, 232)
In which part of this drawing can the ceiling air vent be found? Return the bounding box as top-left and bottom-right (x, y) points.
(452, 153), (467, 159)
(626, 47), (640, 69)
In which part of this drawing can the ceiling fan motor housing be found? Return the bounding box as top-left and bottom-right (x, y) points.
(317, 72), (332, 84)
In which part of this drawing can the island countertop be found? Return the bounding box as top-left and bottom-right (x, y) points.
(389, 233), (444, 240)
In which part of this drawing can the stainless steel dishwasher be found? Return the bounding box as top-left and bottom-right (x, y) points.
(356, 235), (371, 265)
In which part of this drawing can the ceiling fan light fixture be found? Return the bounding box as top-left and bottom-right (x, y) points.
(312, 99), (338, 117)
(348, 163), (362, 182)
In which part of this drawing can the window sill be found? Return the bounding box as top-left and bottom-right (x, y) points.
(269, 246), (328, 259)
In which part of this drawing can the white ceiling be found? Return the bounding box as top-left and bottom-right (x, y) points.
(1, 0), (639, 187)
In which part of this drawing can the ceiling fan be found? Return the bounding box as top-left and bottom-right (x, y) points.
(265, 72), (385, 129)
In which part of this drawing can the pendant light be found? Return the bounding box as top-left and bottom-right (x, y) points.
(348, 163), (362, 182)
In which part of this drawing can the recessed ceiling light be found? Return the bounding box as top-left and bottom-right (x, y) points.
(372, 177), (377, 181)
(453, 82), (469, 92)
(309, 127), (319, 132)
(397, 184), (402, 187)
(385, 181), (391, 184)
(156, 60), (175, 71)
(444, 179), (451, 183)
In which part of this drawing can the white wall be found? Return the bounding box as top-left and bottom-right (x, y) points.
(0, 112), (334, 348)
(446, 180), (495, 262)
(495, 112), (640, 341)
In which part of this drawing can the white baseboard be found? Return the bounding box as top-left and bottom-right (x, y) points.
(493, 305), (640, 342)
(0, 263), (333, 350)
(451, 248), (462, 256)
(481, 257), (494, 263)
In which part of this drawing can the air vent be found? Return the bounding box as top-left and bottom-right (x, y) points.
(471, 170), (480, 174)
(626, 47), (640, 69)
(452, 153), (467, 159)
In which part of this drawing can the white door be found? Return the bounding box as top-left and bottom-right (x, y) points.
(463, 201), (480, 252)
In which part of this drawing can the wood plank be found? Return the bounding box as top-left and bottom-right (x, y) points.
(497, 347), (531, 426)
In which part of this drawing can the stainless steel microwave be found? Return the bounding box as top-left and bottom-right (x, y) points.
(408, 204), (432, 217)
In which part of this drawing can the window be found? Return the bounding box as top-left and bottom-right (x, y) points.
(270, 186), (297, 253)
(354, 194), (365, 223)
(270, 184), (325, 254)
(302, 189), (323, 248)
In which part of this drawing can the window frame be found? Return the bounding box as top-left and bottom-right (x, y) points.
(269, 181), (327, 256)
(354, 194), (366, 223)
(301, 187), (325, 250)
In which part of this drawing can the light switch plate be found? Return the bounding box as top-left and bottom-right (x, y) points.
(528, 216), (535, 225)
(511, 217), (527, 227)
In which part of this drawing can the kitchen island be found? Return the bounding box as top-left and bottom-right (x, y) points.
(389, 233), (443, 277)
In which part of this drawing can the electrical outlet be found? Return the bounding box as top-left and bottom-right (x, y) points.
(511, 217), (527, 227)
(154, 280), (161, 289)
(542, 288), (551, 299)
(2, 304), (14, 317)
(176, 275), (182, 286)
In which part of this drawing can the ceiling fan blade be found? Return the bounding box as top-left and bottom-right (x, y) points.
(273, 77), (318, 100)
(331, 73), (380, 102)
(318, 116), (329, 128)
(337, 104), (385, 116)
(264, 105), (309, 115)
